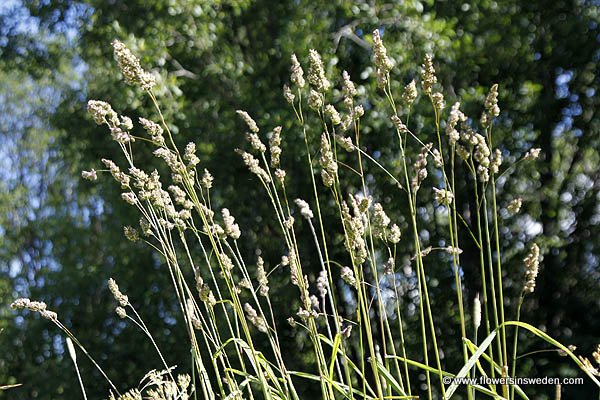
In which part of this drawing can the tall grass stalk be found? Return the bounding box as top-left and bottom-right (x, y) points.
(10, 35), (600, 400)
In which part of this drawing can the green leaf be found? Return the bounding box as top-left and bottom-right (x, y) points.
(504, 321), (600, 387)
(373, 358), (407, 396)
(328, 333), (342, 381)
(446, 330), (496, 398)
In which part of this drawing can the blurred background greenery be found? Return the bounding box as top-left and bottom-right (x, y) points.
(0, 0), (599, 398)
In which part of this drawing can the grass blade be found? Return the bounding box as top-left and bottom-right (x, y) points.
(446, 330), (497, 398)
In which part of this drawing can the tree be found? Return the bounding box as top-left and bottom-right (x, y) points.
(1, 0), (599, 398)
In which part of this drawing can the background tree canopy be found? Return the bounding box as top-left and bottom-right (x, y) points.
(1, 0), (599, 398)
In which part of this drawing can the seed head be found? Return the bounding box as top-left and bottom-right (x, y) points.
(524, 148), (541, 160)
(294, 198), (314, 220)
(341, 324), (353, 338)
(222, 208), (241, 240)
(402, 80), (418, 105)
(580, 356), (600, 376)
(283, 84), (295, 104)
(325, 104), (342, 125)
(112, 39), (155, 90)
(523, 243), (540, 294)
(383, 257), (395, 275)
(124, 226), (139, 242)
(121, 192), (137, 205)
(389, 224), (401, 244)
(342, 70), (357, 107)
(490, 149), (502, 175)
(341, 267), (357, 288)
(335, 135), (354, 152)
(108, 278), (129, 307)
(431, 148), (443, 168)
(433, 187), (454, 206)
(481, 84), (500, 128)
(115, 306), (127, 319)
(199, 284), (216, 307)
(139, 117), (164, 145)
(353, 105), (364, 119)
(236, 110), (259, 134)
(317, 270), (328, 298)
(412, 143), (433, 191)
(391, 115), (408, 133)
(308, 89), (323, 110)
(244, 303), (268, 333)
(456, 144), (470, 161)
(88, 100), (118, 126)
(593, 345), (600, 366)
(341, 196), (368, 264)
(446, 102), (465, 145)
(184, 142), (200, 167)
(81, 169), (98, 181)
(246, 133), (266, 153)
(307, 49), (330, 92)
(319, 134), (337, 187)
(507, 198), (522, 215)
(220, 253), (234, 274)
(269, 126), (283, 168)
(421, 54), (437, 95)
(372, 29), (394, 88)
(274, 168), (286, 183)
(239, 150), (271, 183)
(11, 298), (58, 321)
(444, 246), (463, 256)
(256, 256), (269, 297)
(372, 203), (391, 239)
(477, 165), (490, 182)
(290, 54), (305, 88)
(473, 294), (481, 330)
(432, 92), (445, 110)
(201, 169), (214, 189)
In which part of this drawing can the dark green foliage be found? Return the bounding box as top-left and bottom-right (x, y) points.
(1, 1), (599, 398)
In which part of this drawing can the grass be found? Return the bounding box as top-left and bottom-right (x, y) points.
(10, 34), (600, 400)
